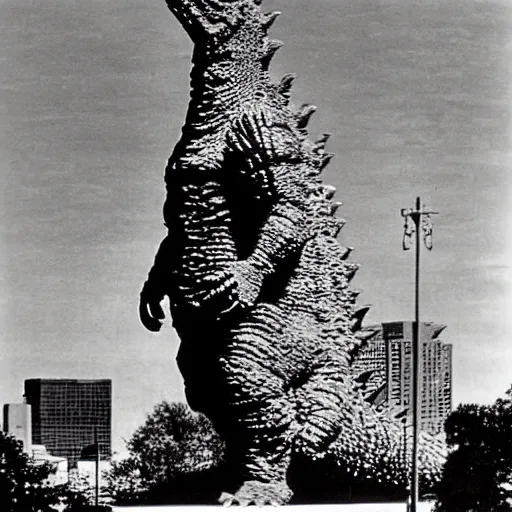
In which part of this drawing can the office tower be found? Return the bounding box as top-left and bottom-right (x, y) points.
(352, 321), (452, 435)
(3, 403), (32, 454)
(24, 379), (111, 467)
(421, 337), (453, 434)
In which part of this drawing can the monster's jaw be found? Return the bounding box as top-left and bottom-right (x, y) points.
(165, 0), (245, 42)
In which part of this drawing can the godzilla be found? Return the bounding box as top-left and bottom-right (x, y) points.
(139, 0), (445, 506)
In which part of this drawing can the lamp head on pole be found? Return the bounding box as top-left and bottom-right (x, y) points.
(422, 214), (434, 250)
(401, 208), (415, 251)
(400, 202), (438, 251)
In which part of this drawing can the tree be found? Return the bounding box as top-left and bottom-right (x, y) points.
(0, 431), (59, 512)
(105, 402), (225, 504)
(0, 431), (112, 512)
(434, 386), (512, 512)
(63, 469), (113, 511)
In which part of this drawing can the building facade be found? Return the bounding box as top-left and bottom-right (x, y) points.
(31, 444), (69, 485)
(24, 379), (111, 467)
(352, 321), (452, 435)
(3, 403), (32, 454)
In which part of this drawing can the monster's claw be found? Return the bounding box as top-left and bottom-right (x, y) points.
(139, 299), (163, 332)
(254, 497), (267, 507)
(149, 299), (165, 320)
(184, 269), (238, 312)
(217, 298), (241, 319)
(139, 282), (166, 332)
(219, 492), (234, 507)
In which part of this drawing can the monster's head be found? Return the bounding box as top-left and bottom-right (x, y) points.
(166, 0), (262, 45)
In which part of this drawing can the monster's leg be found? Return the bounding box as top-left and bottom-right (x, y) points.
(215, 306), (297, 506)
(274, 234), (360, 460)
(294, 347), (354, 457)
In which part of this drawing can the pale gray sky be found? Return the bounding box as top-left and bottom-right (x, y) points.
(1, 0), (511, 455)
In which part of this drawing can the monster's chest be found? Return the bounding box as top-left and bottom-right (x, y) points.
(171, 129), (227, 173)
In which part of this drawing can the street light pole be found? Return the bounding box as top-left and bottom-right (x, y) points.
(401, 197), (438, 512)
(94, 425), (100, 508)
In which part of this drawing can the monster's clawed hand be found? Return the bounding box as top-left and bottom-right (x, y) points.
(139, 280), (166, 332)
(181, 259), (265, 316)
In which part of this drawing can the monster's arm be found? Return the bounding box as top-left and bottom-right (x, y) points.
(226, 105), (337, 299)
(242, 168), (308, 276)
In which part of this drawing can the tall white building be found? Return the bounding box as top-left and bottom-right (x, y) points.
(3, 402), (32, 454)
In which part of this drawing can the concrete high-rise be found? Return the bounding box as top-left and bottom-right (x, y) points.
(24, 379), (111, 467)
(3, 403), (32, 454)
(352, 321), (452, 435)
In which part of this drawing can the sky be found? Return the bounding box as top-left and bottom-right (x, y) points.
(1, 0), (511, 456)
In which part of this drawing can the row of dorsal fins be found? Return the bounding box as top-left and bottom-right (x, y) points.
(254, 5), (383, 403)
(256, 13), (331, 159)
(256, 3), (362, 297)
(275, 71), (322, 137)
(195, 2), (322, 166)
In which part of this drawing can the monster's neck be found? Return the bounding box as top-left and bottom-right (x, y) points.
(169, 20), (281, 172)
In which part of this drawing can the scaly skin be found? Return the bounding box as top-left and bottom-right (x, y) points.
(140, 0), (445, 504)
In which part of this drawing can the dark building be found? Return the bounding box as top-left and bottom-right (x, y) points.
(24, 379), (111, 467)
(352, 321), (452, 435)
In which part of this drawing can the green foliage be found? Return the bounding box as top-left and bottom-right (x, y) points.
(0, 431), (112, 512)
(63, 469), (113, 511)
(104, 401), (225, 504)
(434, 386), (512, 512)
(0, 431), (60, 512)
